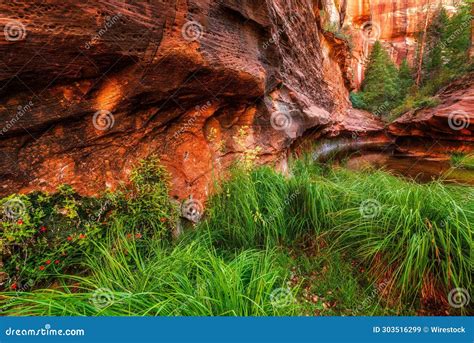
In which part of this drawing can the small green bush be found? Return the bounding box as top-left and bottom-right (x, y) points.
(0, 156), (178, 290)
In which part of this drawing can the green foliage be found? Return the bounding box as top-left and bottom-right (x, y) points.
(0, 156), (178, 289)
(398, 59), (414, 98)
(0, 188), (105, 288)
(353, 2), (472, 120)
(349, 92), (366, 109)
(451, 153), (474, 170)
(108, 156), (179, 243)
(360, 42), (402, 114)
(350, 42), (410, 116)
(1, 158), (472, 315)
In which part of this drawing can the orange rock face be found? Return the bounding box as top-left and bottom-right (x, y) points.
(343, 0), (455, 87)
(0, 1), (361, 201)
(389, 72), (474, 142)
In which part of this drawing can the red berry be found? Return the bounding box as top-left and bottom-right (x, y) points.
(39, 265), (45, 271)
(11, 283), (17, 290)
(79, 234), (86, 239)
(67, 236), (73, 241)
(46, 260), (51, 265)
(40, 226), (47, 232)
(54, 260), (60, 265)
(17, 219), (23, 225)
(135, 233), (142, 239)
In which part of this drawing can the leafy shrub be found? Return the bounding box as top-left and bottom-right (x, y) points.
(107, 156), (179, 243)
(0, 186), (106, 289)
(0, 157), (178, 290)
(349, 92), (367, 109)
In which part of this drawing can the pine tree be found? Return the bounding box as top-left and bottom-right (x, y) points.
(398, 59), (414, 98)
(443, 3), (471, 71)
(423, 7), (449, 82)
(360, 41), (401, 114)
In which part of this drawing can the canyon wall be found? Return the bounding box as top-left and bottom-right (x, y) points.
(0, 1), (470, 203)
(340, 0), (457, 87)
(0, 0), (362, 202)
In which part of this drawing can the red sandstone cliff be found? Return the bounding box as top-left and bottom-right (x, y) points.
(0, 1), (359, 201)
(0, 1), (471, 202)
(341, 0), (457, 87)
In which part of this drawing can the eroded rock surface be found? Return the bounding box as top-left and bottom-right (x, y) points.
(389, 73), (474, 142)
(343, 0), (455, 87)
(0, 0), (360, 200)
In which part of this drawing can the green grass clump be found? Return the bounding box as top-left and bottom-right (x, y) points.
(0, 225), (297, 316)
(451, 153), (474, 170)
(1, 156), (472, 315)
